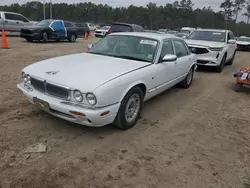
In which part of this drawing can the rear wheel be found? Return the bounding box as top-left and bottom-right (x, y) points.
(69, 34), (76, 42)
(216, 54), (226, 73)
(178, 66), (194, 88)
(113, 87), (143, 130)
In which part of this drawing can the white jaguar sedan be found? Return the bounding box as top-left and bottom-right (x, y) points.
(17, 32), (196, 130)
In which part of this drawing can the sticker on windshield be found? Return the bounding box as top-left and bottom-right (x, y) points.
(213, 33), (222, 35)
(140, 40), (157, 45)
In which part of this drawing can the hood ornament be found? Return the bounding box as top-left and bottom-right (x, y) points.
(45, 71), (59, 75)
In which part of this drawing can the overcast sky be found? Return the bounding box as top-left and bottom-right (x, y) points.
(0, 0), (246, 22)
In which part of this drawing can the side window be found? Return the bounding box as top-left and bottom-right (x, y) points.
(229, 32), (234, 40)
(173, 40), (189, 57)
(64, 21), (73, 27)
(227, 32), (231, 41)
(19, 15), (29, 22)
(160, 40), (174, 59)
(5, 13), (15, 20)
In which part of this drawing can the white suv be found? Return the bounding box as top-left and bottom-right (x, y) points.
(185, 29), (237, 72)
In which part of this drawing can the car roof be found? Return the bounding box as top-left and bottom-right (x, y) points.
(109, 32), (181, 41)
(111, 22), (142, 27)
(195, 28), (228, 32)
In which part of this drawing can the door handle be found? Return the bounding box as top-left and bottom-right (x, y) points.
(16, 22), (19, 24)
(5, 20), (8, 23)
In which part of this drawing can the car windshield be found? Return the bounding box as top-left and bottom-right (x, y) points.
(88, 35), (158, 63)
(187, 30), (226, 42)
(237, 37), (250, 42)
(35, 20), (51, 26)
(100, 26), (110, 30)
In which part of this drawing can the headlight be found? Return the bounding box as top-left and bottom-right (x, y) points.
(86, 93), (97, 105)
(22, 72), (27, 81)
(22, 72), (31, 84)
(73, 90), (83, 102)
(208, 47), (224, 51)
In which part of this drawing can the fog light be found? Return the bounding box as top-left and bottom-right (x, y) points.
(100, 111), (110, 116)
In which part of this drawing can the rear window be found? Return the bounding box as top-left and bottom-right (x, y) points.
(110, 24), (133, 32)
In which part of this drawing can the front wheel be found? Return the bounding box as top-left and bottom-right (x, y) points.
(113, 87), (143, 130)
(178, 66), (194, 88)
(227, 51), (236, 66)
(41, 32), (48, 43)
(216, 54), (226, 73)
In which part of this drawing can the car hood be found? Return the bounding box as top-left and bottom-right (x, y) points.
(23, 53), (150, 93)
(185, 39), (225, 48)
(21, 25), (47, 30)
(236, 41), (250, 45)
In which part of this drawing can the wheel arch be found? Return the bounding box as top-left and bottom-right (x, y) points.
(120, 81), (147, 103)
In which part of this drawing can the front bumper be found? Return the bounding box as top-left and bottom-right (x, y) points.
(20, 32), (41, 40)
(195, 52), (223, 66)
(17, 83), (120, 127)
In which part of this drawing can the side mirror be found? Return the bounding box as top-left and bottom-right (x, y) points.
(228, 39), (236, 44)
(162, 54), (177, 62)
(87, 44), (93, 50)
(182, 36), (187, 39)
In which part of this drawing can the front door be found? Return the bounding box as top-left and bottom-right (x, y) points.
(50, 20), (67, 38)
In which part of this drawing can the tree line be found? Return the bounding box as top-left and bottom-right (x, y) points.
(1, 0), (250, 36)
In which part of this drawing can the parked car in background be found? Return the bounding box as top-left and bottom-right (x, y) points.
(175, 32), (190, 38)
(180, 27), (196, 34)
(73, 22), (90, 37)
(157, 29), (169, 33)
(166, 30), (179, 36)
(17, 32), (196, 130)
(0, 11), (37, 32)
(236, 36), (250, 51)
(107, 23), (144, 35)
(86, 22), (96, 31)
(20, 19), (78, 43)
(94, 26), (110, 37)
(185, 29), (237, 72)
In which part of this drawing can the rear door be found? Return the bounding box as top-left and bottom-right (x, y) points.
(227, 31), (236, 59)
(172, 39), (192, 77)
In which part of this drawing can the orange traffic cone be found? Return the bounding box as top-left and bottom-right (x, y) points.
(1, 29), (8, 49)
(84, 32), (88, 40)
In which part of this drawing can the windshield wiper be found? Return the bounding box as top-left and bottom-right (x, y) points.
(113, 55), (151, 62)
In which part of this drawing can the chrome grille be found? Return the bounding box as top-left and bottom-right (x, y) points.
(189, 46), (209, 54)
(31, 77), (45, 92)
(30, 77), (69, 99)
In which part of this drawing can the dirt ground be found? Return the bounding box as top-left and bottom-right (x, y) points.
(1, 36), (250, 188)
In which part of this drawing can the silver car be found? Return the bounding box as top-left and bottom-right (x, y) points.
(0, 11), (37, 32)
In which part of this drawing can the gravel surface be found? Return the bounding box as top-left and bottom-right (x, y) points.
(1, 37), (250, 188)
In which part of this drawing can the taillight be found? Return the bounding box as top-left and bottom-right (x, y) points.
(107, 29), (112, 34)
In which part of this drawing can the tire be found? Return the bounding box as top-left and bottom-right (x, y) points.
(41, 32), (48, 43)
(26, 38), (33, 42)
(56, 38), (60, 42)
(178, 66), (194, 88)
(234, 83), (241, 92)
(113, 87), (144, 130)
(216, 54), (226, 73)
(68, 34), (76, 42)
(227, 51), (236, 66)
